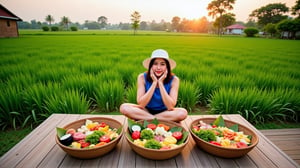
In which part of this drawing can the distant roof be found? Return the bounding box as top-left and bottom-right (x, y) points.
(226, 24), (245, 29)
(0, 4), (22, 21)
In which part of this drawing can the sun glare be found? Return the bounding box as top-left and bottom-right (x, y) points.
(173, 0), (210, 20)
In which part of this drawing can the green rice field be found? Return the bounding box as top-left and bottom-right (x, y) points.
(0, 30), (299, 130)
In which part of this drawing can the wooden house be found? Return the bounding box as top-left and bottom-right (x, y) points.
(225, 24), (246, 35)
(0, 4), (22, 38)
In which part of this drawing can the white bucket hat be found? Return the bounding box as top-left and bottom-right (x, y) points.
(142, 49), (176, 70)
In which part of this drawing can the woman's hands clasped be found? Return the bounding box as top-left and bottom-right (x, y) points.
(150, 69), (168, 84)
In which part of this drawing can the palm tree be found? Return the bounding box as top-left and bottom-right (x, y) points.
(61, 16), (70, 30)
(98, 16), (108, 29)
(207, 0), (236, 35)
(45, 15), (54, 27)
(131, 11), (141, 35)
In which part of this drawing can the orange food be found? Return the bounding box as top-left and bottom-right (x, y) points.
(157, 124), (170, 131)
(95, 142), (107, 147)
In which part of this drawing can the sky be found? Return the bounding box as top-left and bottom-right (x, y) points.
(0, 0), (296, 24)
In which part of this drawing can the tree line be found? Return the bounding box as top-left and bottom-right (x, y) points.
(17, 0), (300, 38)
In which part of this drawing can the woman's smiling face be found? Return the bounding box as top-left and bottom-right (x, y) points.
(152, 58), (167, 77)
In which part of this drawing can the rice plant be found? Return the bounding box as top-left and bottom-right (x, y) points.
(79, 61), (107, 75)
(5, 73), (36, 89)
(95, 70), (123, 83)
(94, 80), (125, 112)
(194, 75), (218, 105)
(209, 87), (299, 124)
(0, 32), (300, 128)
(62, 74), (100, 102)
(0, 85), (24, 130)
(116, 65), (138, 88)
(177, 80), (200, 112)
(36, 66), (79, 84)
(23, 82), (50, 113)
(125, 85), (137, 103)
(44, 89), (91, 115)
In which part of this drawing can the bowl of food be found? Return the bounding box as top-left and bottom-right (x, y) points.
(190, 116), (259, 158)
(55, 117), (123, 159)
(125, 118), (189, 160)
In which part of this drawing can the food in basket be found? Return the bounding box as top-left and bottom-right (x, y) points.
(56, 119), (121, 149)
(191, 116), (252, 148)
(127, 118), (188, 150)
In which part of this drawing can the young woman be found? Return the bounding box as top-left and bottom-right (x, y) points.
(119, 49), (187, 122)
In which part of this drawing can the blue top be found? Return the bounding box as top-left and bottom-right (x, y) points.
(144, 72), (174, 112)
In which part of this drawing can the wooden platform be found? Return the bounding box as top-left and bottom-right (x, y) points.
(0, 114), (299, 168)
(260, 128), (300, 165)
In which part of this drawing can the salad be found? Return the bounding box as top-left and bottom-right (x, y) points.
(127, 118), (188, 150)
(56, 119), (121, 149)
(192, 116), (252, 148)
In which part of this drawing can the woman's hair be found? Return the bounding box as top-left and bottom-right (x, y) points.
(146, 58), (173, 84)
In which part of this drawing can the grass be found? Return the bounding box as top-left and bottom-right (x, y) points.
(0, 127), (32, 157)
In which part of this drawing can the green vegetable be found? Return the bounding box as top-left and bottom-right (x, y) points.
(56, 127), (66, 138)
(85, 130), (105, 144)
(229, 124), (238, 132)
(169, 127), (183, 133)
(193, 129), (216, 142)
(144, 139), (162, 149)
(213, 115), (225, 127)
(140, 129), (154, 140)
(117, 126), (123, 134)
(177, 131), (189, 145)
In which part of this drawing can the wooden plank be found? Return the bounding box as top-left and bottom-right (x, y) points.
(17, 114), (81, 168)
(185, 116), (221, 168)
(59, 155), (82, 168)
(37, 145), (68, 168)
(81, 114), (126, 168)
(1, 114), (299, 168)
(117, 117), (137, 168)
(173, 117), (199, 168)
(264, 136), (300, 142)
(260, 128), (300, 166)
(260, 129), (300, 136)
(136, 155), (156, 167)
(234, 155), (258, 168)
(156, 158), (177, 168)
(80, 158), (101, 168)
(229, 115), (299, 168)
(0, 114), (67, 168)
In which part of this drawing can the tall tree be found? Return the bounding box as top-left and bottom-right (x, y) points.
(61, 16), (71, 30)
(213, 13), (236, 30)
(45, 15), (54, 27)
(171, 16), (181, 32)
(277, 18), (300, 39)
(249, 3), (289, 27)
(98, 16), (108, 29)
(130, 11), (141, 35)
(197, 16), (209, 33)
(140, 21), (148, 30)
(264, 23), (277, 37)
(207, 0), (236, 35)
(291, 0), (300, 18)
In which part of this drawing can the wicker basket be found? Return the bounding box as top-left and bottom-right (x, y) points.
(55, 117), (123, 159)
(125, 119), (189, 160)
(190, 117), (259, 158)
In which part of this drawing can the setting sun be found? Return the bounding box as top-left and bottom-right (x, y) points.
(165, 0), (210, 20)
